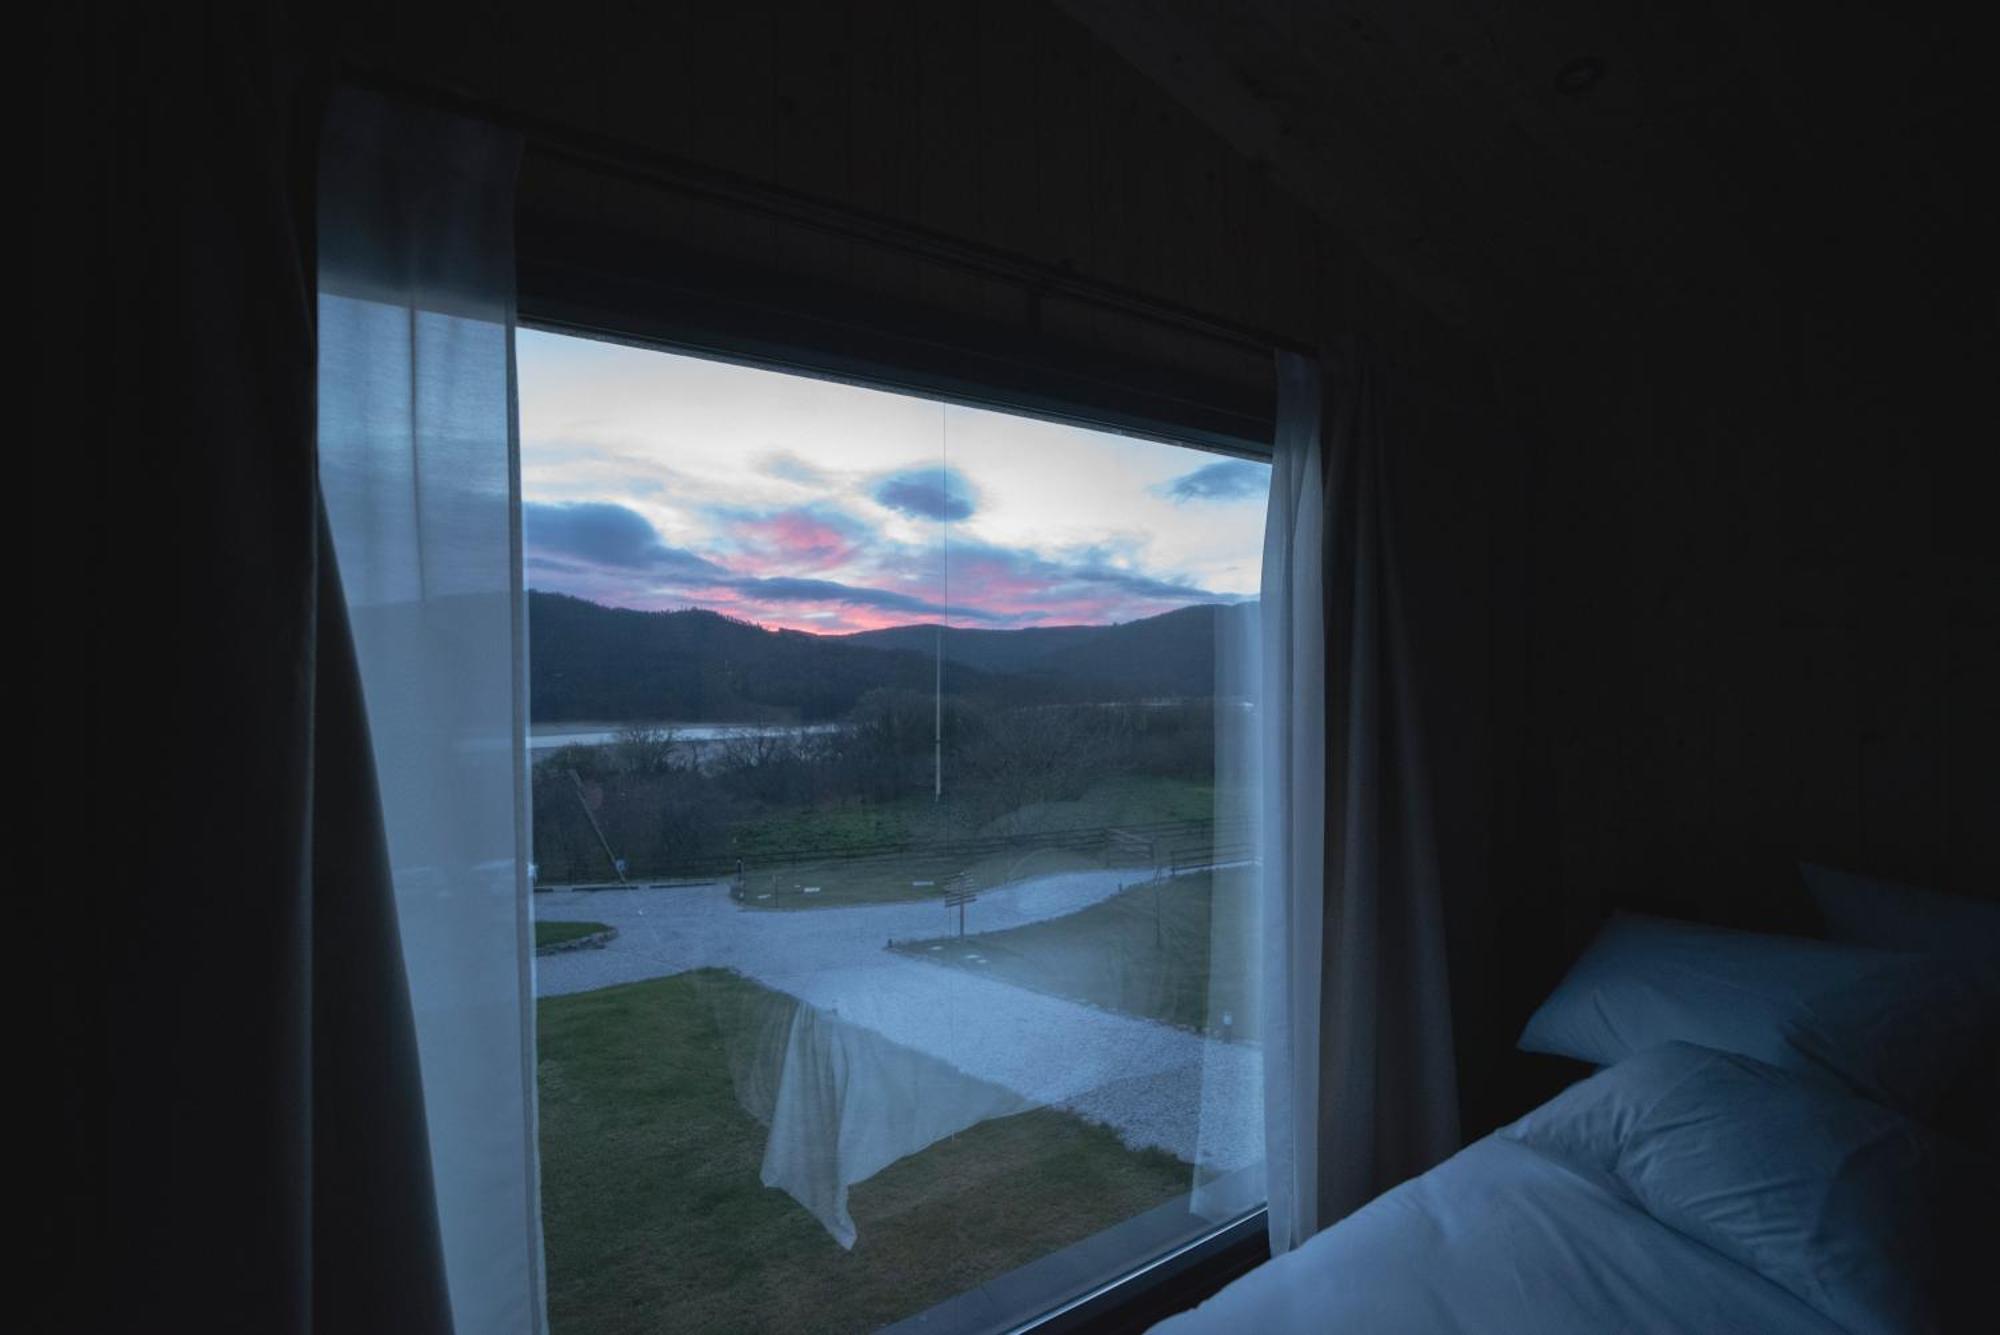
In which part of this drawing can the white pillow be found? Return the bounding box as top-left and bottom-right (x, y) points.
(1503, 1042), (1990, 1335)
(1517, 913), (1983, 1117)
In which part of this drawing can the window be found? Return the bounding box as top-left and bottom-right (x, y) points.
(519, 330), (1268, 1333)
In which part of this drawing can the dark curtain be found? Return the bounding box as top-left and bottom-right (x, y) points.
(1312, 343), (1461, 1218)
(1261, 343), (1461, 1252)
(35, 6), (452, 1331)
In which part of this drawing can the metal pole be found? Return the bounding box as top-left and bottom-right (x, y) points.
(569, 767), (626, 883)
(935, 403), (946, 803)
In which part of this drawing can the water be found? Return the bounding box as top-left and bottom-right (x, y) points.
(528, 721), (845, 752)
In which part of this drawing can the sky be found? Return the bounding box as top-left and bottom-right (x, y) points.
(517, 330), (1269, 634)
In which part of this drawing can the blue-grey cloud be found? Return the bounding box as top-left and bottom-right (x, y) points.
(757, 451), (830, 486)
(524, 497), (1237, 629)
(1161, 459), (1267, 503)
(873, 466), (977, 521)
(1068, 564), (1218, 600)
(524, 501), (726, 579)
(938, 537), (1231, 613)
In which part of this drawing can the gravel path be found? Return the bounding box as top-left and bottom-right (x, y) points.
(535, 874), (1261, 1170)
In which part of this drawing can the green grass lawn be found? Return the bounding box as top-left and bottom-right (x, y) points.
(537, 969), (1190, 1334)
(536, 919), (613, 949)
(978, 774), (1217, 837)
(889, 869), (1258, 1040)
(723, 777), (1217, 862)
(725, 799), (930, 861)
(731, 776), (1220, 912)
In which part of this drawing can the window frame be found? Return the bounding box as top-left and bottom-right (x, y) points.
(515, 224), (1274, 1334)
(516, 206), (1276, 465)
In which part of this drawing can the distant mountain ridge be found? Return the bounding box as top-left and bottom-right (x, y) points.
(527, 591), (1251, 723)
(841, 602), (1255, 700)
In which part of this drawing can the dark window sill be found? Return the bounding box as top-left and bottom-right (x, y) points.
(881, 1196), (1268, 1335)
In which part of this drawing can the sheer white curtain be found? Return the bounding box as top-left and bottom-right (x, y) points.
(1259, 345), (1459, 1255)
(1192, 586), (1269, 1223)
(317, 91), (543, 1334)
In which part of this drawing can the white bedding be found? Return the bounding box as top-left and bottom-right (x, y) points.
(1151, 1133), (1846, 1335)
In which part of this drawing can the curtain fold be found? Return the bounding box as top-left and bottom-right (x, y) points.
(309, 500), (460, 1335)
(1260, 343), (1459, 1255)
(76, 14), (458, 1330)
(318, 89), (541, 1335)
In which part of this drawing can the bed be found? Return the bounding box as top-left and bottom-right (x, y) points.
(1154, 868), (1998, 1335)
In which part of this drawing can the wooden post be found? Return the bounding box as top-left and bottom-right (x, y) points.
(944, 872), (976, 938)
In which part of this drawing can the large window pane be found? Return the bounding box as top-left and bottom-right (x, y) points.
(519, 330), (1267, 1333)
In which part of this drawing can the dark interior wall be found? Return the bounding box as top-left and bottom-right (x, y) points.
(327, 0), (1482, 393)
(1490, 235), (1998, 1053)
(1434, 9), (2000, 1097)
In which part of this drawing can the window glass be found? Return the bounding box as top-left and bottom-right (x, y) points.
(520, 329), (1268, 1333)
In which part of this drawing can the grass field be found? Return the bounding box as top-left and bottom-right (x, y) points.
(726, 800), (930, 861)
(977, 775), (1217, 837)
(889, 869), (1258, 1040)
(732, 776), (1220, 912)
(537, 969), (1190, 1334)
(724, 776), (1218, 864)
(536, 919), (613, 949)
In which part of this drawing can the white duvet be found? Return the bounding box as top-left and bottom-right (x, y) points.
(1154, 1037), (1990, 1334)
(1152, 1125), (1845, 1335)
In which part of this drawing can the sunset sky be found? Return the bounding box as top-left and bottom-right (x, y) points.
(517, 330), (1269, 633)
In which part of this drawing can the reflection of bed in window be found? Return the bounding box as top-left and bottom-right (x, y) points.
(713, 980), (1032, 1248)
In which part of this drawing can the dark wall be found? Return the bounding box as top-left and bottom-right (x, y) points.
(329, 0), (1485, 392)
(1487, 220), (1998, 1073)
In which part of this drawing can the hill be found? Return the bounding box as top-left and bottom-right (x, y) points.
(527, 592), (1253, 722)
(842, 602), (1255, 700)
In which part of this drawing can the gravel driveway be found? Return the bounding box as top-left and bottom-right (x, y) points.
(535, 872), (1261, 1171)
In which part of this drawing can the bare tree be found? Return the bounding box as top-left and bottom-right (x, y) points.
(610, 724), (681, 775)
(965, 704), (1109, 833)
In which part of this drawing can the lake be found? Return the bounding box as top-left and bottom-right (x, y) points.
(528, 721), (845, 752)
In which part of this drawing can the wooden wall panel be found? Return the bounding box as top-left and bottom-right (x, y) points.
(334, 0), (1456, 395)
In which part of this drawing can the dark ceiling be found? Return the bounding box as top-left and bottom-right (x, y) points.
(1058, 0), (1989, 343)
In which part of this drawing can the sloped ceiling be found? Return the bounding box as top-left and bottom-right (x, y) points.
(1056, 0), (1981, 338)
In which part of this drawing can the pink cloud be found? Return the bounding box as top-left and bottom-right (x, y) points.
(526, 499), (1224, 633)
(730, 508), (860, 573)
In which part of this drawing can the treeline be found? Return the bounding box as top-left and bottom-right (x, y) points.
(530, 694), (1221, 883)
